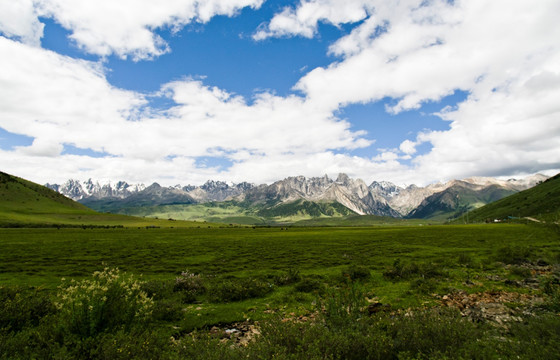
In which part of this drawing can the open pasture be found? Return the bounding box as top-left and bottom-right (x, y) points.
(2, 223), (560, 359)
(1, 224), (557, 286)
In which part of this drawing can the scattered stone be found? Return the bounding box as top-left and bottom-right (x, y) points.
(440, 290), (544, 328)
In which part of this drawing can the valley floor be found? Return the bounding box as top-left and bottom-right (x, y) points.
(1, 224), (559, 359)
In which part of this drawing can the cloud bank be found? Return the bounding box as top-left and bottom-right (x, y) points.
(1, 0), (559, 186)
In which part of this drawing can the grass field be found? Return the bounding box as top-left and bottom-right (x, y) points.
(2, 223), (560, 358)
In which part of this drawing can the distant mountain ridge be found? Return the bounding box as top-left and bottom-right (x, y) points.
(459, 173), (560, 223)
(46, 173), (548, 220)
(237, 173), (400, 217)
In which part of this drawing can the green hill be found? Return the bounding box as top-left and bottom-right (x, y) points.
(407, 182), (517, 221)
(0, 171), (218, 228)
(255, 199), (355, 219)
(457, 173), (560, 223)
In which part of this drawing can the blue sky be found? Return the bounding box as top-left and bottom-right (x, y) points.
(0, 0), (559, 186)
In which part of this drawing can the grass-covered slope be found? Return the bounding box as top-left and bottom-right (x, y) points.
(255, 199), (355, 219)
(0, 171), (218, 228)
(117, 199), (358, 225)
(407, 183), (517, 221)
(460, 173), (560, 223)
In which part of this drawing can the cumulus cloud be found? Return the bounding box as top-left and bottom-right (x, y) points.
(8, 0), (264, 60)
(253, 0), (372, 40)
(0, 0), (43, 46)
(1, 0), (560, 187)
(292, 0), (560, 182)
(0, 37), (372, 185)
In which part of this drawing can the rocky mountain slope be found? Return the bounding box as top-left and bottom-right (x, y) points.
(47, 173), (547, 220)
(369, 174), (548, 217)
(237, 174), (400, 217)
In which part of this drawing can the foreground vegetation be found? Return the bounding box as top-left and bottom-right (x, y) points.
(1, 224), (560, 358)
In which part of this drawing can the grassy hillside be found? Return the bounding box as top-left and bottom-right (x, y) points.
(119, 202), (267, 225)
(117, 199), (360, 225)
(458, 173), (560, 223)
(407, 183), (517, 221)
(0, 171), (219, 228)
(256, 199), (355, 218)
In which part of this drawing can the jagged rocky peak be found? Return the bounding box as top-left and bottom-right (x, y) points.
(182, 185), (196, 192)
(201, 180), (230, 191)
(369, 180), (402, 199)
(46, 178), (145, 201)
(335, 173), (350, 184)
(235, 182), (254, 191)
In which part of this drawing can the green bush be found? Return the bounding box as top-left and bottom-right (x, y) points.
(410, 277), (438, 294)
(342, 264), (371, 282)
(0, 286), (55, 332)
(494, 245), (533, 264)
(294, 277), (322, 293)
(497, 314), (560, 358)
(509, 265), (532, 278)
(321, 284), (367, 330)
(55, 267), (154, 338)
(208, 277), (274, 302)
(274, 268), (301, 286)
(151, 299), (184, 322)
(140, 279), (174, 300)
(173, 270), (206, 303)
(383, 259), (442, 281)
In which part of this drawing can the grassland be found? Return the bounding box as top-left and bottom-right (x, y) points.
(2, 223), (560, 358)
(2, 169), (560, 358)
(117, 201), (431, 226)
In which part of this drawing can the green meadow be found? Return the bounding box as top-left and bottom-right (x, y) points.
(2, 223), (560, 358)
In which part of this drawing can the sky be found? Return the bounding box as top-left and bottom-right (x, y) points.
(0, 0), (559, 187)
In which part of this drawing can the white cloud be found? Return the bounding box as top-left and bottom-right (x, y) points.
(292, 0), (560, 182)
(0, 0), (43, 46)
(2, 0), (560, 187)
(0, 37), (373, 185)
(253, 0), (372, 40)
(10, 0), (265, 60)
(399, 139), (416, 155)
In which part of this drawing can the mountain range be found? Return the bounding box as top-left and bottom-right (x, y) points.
(45, 173), (548, 222)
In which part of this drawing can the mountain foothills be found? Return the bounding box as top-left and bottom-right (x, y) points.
(45, 173), (548, 224)
(460, 172), (560, 224)
(0, 171), (214, 228)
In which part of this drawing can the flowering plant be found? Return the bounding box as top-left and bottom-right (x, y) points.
(55, 267), (153, 338)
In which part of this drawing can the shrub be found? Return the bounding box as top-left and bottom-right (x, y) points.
(383, 259), (442, 281)
(174, 270), (206, 303)
(509, 265), (532, 278)
(274, 268), (301, 286)
(342, 264), (371, 282)
(208, 277), (274, 302)
(410, 277), (438, 294)
(494, 245), (533, 265)
(0, 286), (55, 332)
(321, 284), (367, 330)
(140, 279), (174, 300)
(294, 278), (322, 293)
(54, 267), (154, 338)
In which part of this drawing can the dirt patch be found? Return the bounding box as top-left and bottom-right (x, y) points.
(439, 290), (545, 326)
